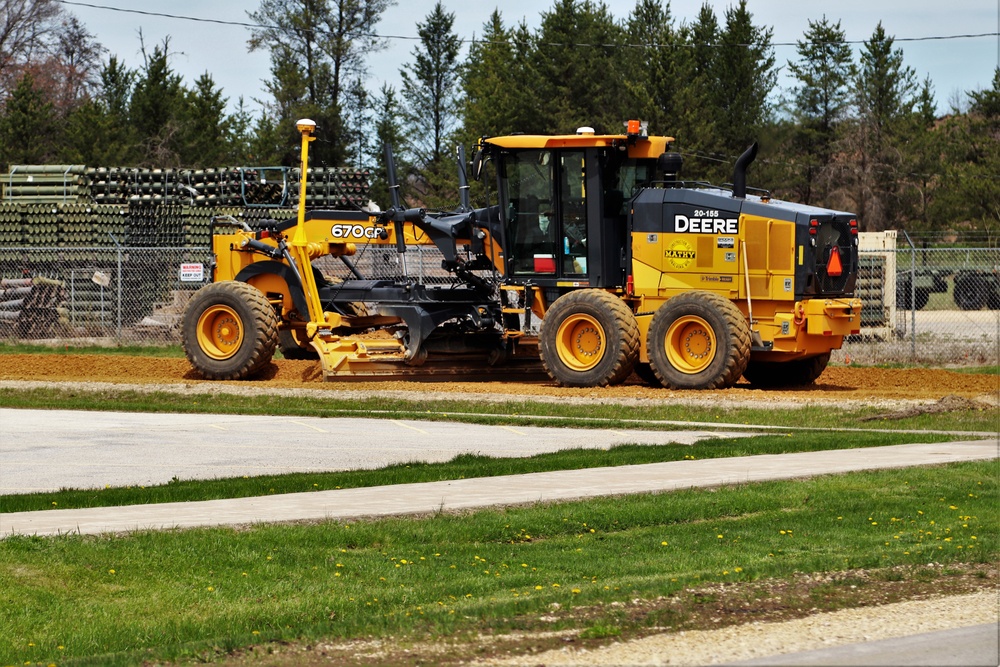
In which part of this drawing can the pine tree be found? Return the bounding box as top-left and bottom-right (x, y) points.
(934, 70), (1000, 239)
(670, 4), (721, 180)
(179, 73), (231, 166)
(713, 1), (775, 158)
(0, 73), (57, 165)
(462, 11), (542, 141)
(622, 0), (677, 135)
(786, 16), (854, 204)
(532, 0), (626, 134)
(840, 22), (917, 230)
(129, 38), (185, 166)
(400, 1), (463, 207)
(369, 83), (408, 208)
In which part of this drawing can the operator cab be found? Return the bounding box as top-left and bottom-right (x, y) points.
(479, 126), (670, 294)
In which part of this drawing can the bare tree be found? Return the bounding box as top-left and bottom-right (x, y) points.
(0, 0), (63, 95)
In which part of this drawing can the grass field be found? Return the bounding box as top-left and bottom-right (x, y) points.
(2, 462), (995, 666)
(1, 348), (997, 666)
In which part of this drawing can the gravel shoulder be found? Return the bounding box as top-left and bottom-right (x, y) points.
(481, 590), (998, 666)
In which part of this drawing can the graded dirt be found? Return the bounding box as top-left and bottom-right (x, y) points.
(2, 354), (998, 407)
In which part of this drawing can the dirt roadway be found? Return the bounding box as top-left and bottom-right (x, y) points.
(1, 354), (998, 406)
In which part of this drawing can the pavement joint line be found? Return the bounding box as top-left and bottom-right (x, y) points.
(290, 419), (327, 433)
(390, 420), (428, 434)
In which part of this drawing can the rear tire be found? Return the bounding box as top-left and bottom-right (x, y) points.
(182, 281), (279, 380)
(742, 352), (831, 388)
(647, 292), (750, 390)
(539, 289), (639, 387)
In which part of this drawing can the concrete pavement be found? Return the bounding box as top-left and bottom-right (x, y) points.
(725, 622), (1000, 666)
(0, 408), (752, 493)
(3, 440), (995, 537)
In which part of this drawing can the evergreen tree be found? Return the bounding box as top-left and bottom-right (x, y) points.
(343, 78), (371, 170)
(856, 23), (917, 140)
(0, 73), (56, 165)
(532, 0), (626, 134)
(462, 11), (542, 141)
(969, 67), (1000, 118)
(179, 73), (231, 166)
(225, 97), (258, 164)
(129, 38), (185, 166)
(899, 76), (942, 230)
(934, 70), (1000, 240)
(713, 1), (775, 158)
(786, 16), (853, 204)
(622, 0), (676, 135)
(369, 83), (409, 207)
(840, 22), (917, 230)
(400, 1), (463, 207)
(670, 4), (721, 180)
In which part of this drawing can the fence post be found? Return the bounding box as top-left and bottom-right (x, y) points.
(901, 230), (917, 361)
(110, 233), (123, 339)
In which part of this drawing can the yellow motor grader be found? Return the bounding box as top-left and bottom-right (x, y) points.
(181, 119), (861, 388)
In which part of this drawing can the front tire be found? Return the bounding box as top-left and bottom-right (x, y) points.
(647, 292), (750, 389)
(539, 290), (639, 387)
(182, 281), (279, 380)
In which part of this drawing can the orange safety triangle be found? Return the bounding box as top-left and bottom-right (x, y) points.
(827, 246), (843, 276)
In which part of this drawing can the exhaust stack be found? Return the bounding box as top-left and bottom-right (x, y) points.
(732, 142), (758, 199)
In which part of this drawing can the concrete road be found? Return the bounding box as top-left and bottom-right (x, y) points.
(725, 622), (999, 666)
(3, 440), (994, 537)
(0, 407), (750, 493)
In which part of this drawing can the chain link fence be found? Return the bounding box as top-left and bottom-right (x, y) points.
(1, 241), (997, 368)
(846, 242), (999, 366)
(0, 246), (213, 342)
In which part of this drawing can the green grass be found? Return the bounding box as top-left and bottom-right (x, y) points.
(1, 461), (995, 667)
(0, 342), (186, 357)
(0, 430), (969, 513)
(1, 384), (996, 434)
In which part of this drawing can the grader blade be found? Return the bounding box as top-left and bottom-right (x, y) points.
(309, 334), (547, 382)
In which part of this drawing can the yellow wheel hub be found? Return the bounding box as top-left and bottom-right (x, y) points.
(556, 313), (605, 372)
(196, 305), (244, 360)
(665, 315), (716, 374)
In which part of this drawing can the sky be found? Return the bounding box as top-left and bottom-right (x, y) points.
(60, 0), (998, 123)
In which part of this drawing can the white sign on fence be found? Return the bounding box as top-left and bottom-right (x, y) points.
(179, 263), (204, 282)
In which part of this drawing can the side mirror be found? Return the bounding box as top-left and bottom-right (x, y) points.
(471, 148), (485, 182)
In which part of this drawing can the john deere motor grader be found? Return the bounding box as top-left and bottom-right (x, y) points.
(182, 119), (861, 388)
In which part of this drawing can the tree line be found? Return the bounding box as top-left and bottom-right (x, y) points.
(0, 0), (997, 238)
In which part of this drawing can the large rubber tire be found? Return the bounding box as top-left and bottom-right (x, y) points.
(539, 289), (640, 387)
(278, 329), (318, 360)
(897, 285), (929, 310)
(742, 352), (831, 388)
(954, 275), (987, 311)
(182, 281), (279, 380)
(647, 292), (751, 390)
